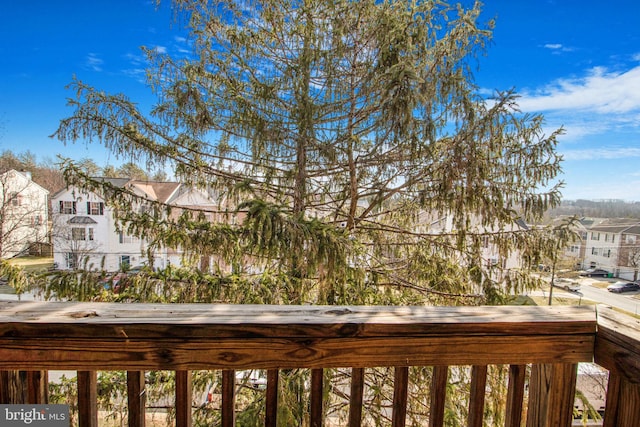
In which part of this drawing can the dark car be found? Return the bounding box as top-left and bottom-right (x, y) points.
(607, 281), (640, 293)
(579, 268), (610, 278)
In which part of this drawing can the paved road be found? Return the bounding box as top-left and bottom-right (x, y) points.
(575, 278), (640, 315)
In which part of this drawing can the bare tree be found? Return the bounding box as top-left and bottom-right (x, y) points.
(50, 213), (102, 270)
(619, 233), (640, 281)
(0, 170), (49, 258)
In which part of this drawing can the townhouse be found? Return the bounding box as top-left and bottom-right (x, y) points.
(51, 178), (220, 272)
(581, 218), (640, 281)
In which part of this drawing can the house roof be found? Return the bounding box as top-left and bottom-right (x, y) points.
(589, 219), (640, 233)
(51, 177), (132, 199)
(129, 181), (181, 203)
(1, 169), (49, 195)
(68, 216), (97, 224)
(97, 177), (131, 188)
(622, 225), (640, 235)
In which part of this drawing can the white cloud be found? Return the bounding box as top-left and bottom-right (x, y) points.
(154, 46), (167, 54)
(85, 53), (104, 72)
(518, 65), (640, 114)
(542, 43), (574, 53)
(562, 147), (640, 161)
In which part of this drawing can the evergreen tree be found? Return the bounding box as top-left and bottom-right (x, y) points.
(48, 1), (566, 422)
(54, 0), (562, 305)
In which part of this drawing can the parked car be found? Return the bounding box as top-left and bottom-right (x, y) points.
(537, 264), (551, 272)
(607, 281), (640, 293)
(579, 268), (610, 278)
(553, 278), (581, 292)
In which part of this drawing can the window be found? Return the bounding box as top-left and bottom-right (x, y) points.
(60, 201), (77, 214)
(119, 232), (138, 244)
(120, 255), (131, 269)
(72, 228), (86, 241)
(591, 232), (600, 241)
(88, 228), (94, 241)
(65, 253), (77, 269)
(604, 249), (611, 258)
(612, 235), (615, 243)
(591, 247), (598, 255)
(627, 235), (637, 244)
(9, 192), (21, 206)
(605, 234), (609, 242)
(87, 202), (104, 215)
(570, 245), (579, 253)
(32, 215), (43, 226)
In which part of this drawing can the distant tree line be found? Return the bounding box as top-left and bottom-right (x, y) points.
(0, 150), (168, 195)
(548, 199), (640, 219)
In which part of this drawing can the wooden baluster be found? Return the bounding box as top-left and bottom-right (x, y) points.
(391, 366), (409, 427)
(348, 367), (364, 427)
(265, 369), (279, 427)
(0, 370), (27, 403)
(526, 364), (546, 427)
(26, 371), (47, 404)
(429, 366), (448, 427)
(127, 371), (146, 427)
(527, 363), (578, 427)
(77, 371), (98, 427)
(505, 365), (527, 427)
(176, 370), (192, 427)
(602, 371), (620, 427)
(310, 368), (324, 427)
(0, 371), (8, 403)
(546, 363), (578, 427)
(221, 370), (235, 427)
(615, 377), (640, 427)
(467, 365), (487, 427)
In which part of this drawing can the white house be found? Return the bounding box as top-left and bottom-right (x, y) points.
(51, 178), (219, 272)
(582, 219), (640, 280)
(0, 170), (49, 258)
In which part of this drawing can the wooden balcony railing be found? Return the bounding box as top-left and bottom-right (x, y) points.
(0, 301), (638, 426)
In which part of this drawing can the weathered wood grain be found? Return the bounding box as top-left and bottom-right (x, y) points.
(0, 334), (594, 370)
(595, 305), (640, 382)
(0, 302), (596, 372)
(0, 302), (597, 339)
(594, 305), (640, 425)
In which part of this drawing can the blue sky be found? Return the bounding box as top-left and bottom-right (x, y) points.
(1, 1), (639, 201)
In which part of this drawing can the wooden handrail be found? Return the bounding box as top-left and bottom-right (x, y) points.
(1, 302), (638, 426)
(594, 306), (640, 426)
(0, 302), (597, 370)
